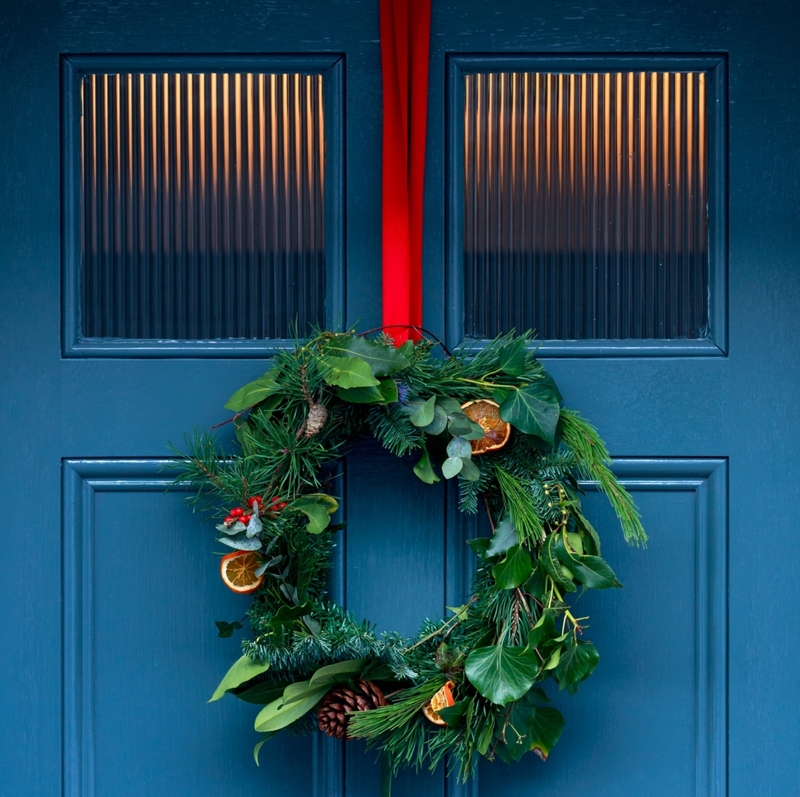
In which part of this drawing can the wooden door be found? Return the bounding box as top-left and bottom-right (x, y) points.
(1, 2), (798, 797)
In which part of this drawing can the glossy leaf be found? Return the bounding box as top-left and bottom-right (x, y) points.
(268, 603), (312, 634)
(498, 381), (560, 445)
(209, 655), (270, 702)
(225, 368), (281, 411)
(555, 641), (599, 694)
(437, 699), (471, 728)
(465, 644), (540, 705)
(326, 335), (410, 377)
(254, 683), (328, 732)
(539, 534), (576, 591)
(413, 447), (440, 484)
(498, 338), (527, 376)
(569, 554), (623, 589)
(309, 659), (366, 687)
(336, 379), (397, 404)
(319, 355), (379, 388)
(466, 537), (491, 558)
(486, 519), (518, 557)
(491, 544), (533, 589)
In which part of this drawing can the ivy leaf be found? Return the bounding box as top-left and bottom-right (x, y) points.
(502, 698), (566, 762)
(525, 563), (548, 601)
(442, 457), (463, 479)
(436, 698), (471, 728)
(555, 641), (599, 694)
(486, 519), (518, 557)
(268, 603), (312, 635)
(466, 537), (491, 559)
(465, 644), (540, 705)
(225, 368), (281, 411)
(409, 397), (436, 427)
(319, 355), (379, 389)
(421, 405), (448, 435)
(527, 609), (556, 651)
(215, 619), (243, 638)
(498, 337), (527, 376)
(413, 447), (440, 484)
(446, 436), (472, 459)
(326, 335), (410, 377)
(254, 682), (329, 732)
(569, 555), (623, 589)
(492, 544), (533, 589)
(209, 655), (270, 702)
(309, 659), (366, 687)
(336, 379), (397, 404)
(498, 381), (561, 445)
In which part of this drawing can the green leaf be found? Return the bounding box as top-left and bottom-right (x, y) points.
(569, 554), (623, 589)
(309, 659), (366, 687)
(326, 335), (410, 377)
(498, 381), (561, 445)
(555, 641), (599, 694)
(486, 518), (518, 557)
(319, 355), (380, 388)
(436, 699), (471, 728)
(421, 405), (448, 435)
(466, 537), (491, 558)
(539, 534), (576, 591)
(268, 603), (312, 634)
(215, 619), (243, 638)
(209, 655), (270, 702)
(524, 563), (548, 600)
(409, 397), (436, 427)
(442, 457), (463, 479)
(465, 644), (540, 705)
(566, 532), (584, 555)
(520, 703), (565, 761)
(448, 413), (481, 438)
(413, 447), (440, 484)
(491, 544), (533, 589)
(527, 610), (556, 652)
(544, 647), (561, 670)
(498, 338), (527, 376)
(253, 734), (275, 765)
(436, 397), (463, 415)
(291, 494), (338, 534)
(446, 436), (472, 459)
(336, 379), (398, 404)
(458, 458), (481, 481)
(254, 682), (329, 732)
(234, 681), (289, 705)
(225, 368), (281, 411)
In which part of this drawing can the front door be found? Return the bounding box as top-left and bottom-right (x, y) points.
(1, 2), (797, 797)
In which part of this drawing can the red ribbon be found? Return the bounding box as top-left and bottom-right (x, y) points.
(380, 0), (431, 343)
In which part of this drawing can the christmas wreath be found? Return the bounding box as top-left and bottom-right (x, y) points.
(176, 329), (645, 787)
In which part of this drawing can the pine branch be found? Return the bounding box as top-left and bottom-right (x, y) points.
(495, 466), (544, 542)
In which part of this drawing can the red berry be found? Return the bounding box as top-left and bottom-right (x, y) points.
(230, 507), (243, 517)
(241, 514), (252, 524)
(224, 515), (235, 524)
(278, 502), (287, 510)
(268, 496), (281, 505)
(248, 496), (262, 508)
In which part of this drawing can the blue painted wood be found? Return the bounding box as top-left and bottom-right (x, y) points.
(2, 2), (799, 797)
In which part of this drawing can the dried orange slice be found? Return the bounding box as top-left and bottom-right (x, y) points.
(422, 680), (456, 725)
(461, 399), (511, 455)
(220, 551), (264, 594)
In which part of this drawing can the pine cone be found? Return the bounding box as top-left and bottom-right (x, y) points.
(297, 401), (328, 439)
(317, 679), (387, 739)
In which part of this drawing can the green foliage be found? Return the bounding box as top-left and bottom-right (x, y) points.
(173, 329), (646, 784)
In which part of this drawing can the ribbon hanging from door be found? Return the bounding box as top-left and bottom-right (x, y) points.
(380, 0), (432, 343)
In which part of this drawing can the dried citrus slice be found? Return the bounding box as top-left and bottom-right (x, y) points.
(422, 680), (456, 725)
(461, 399), (511, 455)
(220, 551), (264, 594)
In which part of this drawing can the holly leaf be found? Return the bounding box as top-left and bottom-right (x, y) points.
(498, 338), (527, 376)
(409, 397), (436, 427)
(209, 655), (270, 702)
(442, 457), (463, 479)
(486, 519), (518, 557)
(225, 368), (281, 411)
(555, 641), (599, 694)
(319, 355), (379, 389)
(465, 644), (540, 705)
(491, 544), (533, 589)
(413, 447), (440, 484)
(326, 335), (410, 377)
(336, 378), (398, 404)
(254, 682), (329, 732)
(498, 381), (560, 445)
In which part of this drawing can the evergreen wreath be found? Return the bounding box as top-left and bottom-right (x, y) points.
(175, 328), (646, 788)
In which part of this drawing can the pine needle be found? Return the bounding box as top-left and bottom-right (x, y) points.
(495, 466), (544, 542)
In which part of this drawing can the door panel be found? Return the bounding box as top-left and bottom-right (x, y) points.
(1, 2), (799, 797)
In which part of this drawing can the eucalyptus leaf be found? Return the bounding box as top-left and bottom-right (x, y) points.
(459, 458), (481, 482)
(442, 457), (464, 479)
(325, 335), (410, 377)
(319, 355), (380, 389)
(421, 405), (448, 435)
(447, 413), (480, 437)
(413, 447), (440, 484)
(216, 520), (247, 536)
(409, 397), (436, 427)
(465, 644), (540, 705)
(436, 397), (463, 415)
(491, 544), (533, 589)
(245, 513), (263, 539)
(486, 519), (518, 557)
(498, 381), (561, 445)
(446, 436), (472, 459)
(209, 655), (270, 702)
(225, 368), (281, 411)
(218, 535), (262, 551)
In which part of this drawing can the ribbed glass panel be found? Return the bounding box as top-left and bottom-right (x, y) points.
(80, 72), (325, 340)
(463, 71), (708, 340)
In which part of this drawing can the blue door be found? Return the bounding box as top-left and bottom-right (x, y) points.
(1, 2), (798, 797)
